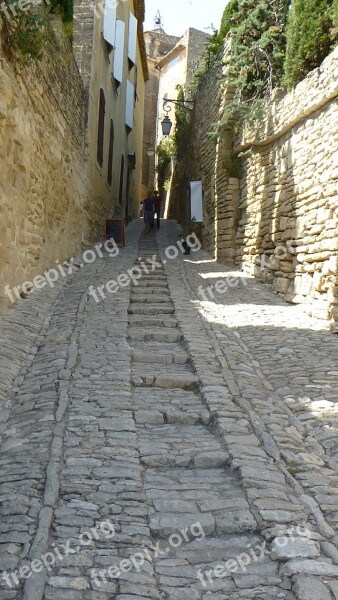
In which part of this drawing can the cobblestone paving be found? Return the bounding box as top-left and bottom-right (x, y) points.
(0, 220), (337, 600)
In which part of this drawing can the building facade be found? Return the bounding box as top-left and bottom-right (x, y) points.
(74, 0), (148, 231)
(155, 28), (209, 151)
(0, 1), (148, 309)
(141, 26), (180, 199)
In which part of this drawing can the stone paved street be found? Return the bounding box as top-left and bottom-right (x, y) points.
(0, 220), (338, 600)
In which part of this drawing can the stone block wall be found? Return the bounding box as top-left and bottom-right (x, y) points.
(235, 48), (338, 325)
(172, 43), (338, 327)
(0, 19), (91, 309)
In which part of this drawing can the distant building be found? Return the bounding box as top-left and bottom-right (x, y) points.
(141, 25), (180, 199)
(141, 25), (208, 199)
(155, 28), (209, 151)
(73, 0), (148, 226)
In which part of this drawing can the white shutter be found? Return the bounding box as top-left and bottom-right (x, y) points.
(128, 12), (137, 64)
(126, 81), (134, 129)
(103, 0), (117, 49)
(113, 20), (125, 83)
(190, 181), (203, 222)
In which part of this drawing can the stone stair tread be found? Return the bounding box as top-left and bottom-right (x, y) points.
(128, 305), (175, 315)
(128, 327), (183, 342)
(130, 295), (171, 303)
(131, 349), (188, 366)
(128, 316), (178, 328)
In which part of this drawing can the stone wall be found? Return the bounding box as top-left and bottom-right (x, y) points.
(172, 43), (338, 329)
(0, 18), (91, 309)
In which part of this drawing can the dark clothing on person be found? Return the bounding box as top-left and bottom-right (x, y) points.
(143, 197), (154, 212)
(152, 195), (161, 229)
(154, 198), (161, 213)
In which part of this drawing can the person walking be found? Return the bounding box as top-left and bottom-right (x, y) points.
(153, 190), (162, 230)
(142, 191), (154, 232)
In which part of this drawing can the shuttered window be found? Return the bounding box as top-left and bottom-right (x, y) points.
(113, 20), (125, 84)
(107, 120), (114, 186)
(118, 154), (125, 205)
(128, 12), (137, 65)
(125, 81), (134, 130)
(97, 89), (105, 168)
(103, 0), (117, 49)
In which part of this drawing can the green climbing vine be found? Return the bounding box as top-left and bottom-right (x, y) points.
(1, 0), (73, 63)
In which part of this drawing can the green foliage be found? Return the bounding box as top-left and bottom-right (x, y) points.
(189, 1), (239, 93)
(333, 0), (338, 26)
(284, 0), (337, 89)
(223, 155), (243, 178)
(174, 88), (191, 156)
(156, 136), (176, 187)
(50, 0), (74, 40)
(1, 0), (73, 62)
(50, 0), (73, 24)
(2, 7), (52, 62)
(223, 0), (288, 124)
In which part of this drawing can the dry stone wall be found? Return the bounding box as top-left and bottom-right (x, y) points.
(173, 44), (338, 329)
(0, 19), (93, 309)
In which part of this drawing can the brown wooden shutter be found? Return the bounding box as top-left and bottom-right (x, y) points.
(97, 89), (105, 167)
(107, 120), (114, 186)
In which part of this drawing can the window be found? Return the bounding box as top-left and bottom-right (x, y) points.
(134, 65), (138, 101)
(103, 0), (117, 50)
(118, 154), (125, 205)
(107, 120), (114, 186)
(113, 20), (125, 84)
(97, 89), (105, 168)
(125, 81), (134, 130)
(128, 12), (137, 65)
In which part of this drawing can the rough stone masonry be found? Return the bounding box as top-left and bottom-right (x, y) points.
(0, 221), (338, 600)
(172, 44), (338, 332)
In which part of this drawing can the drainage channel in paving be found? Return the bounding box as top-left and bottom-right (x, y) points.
(127, 230), (289, 600)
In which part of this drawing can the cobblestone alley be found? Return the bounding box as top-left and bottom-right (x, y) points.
(0, 220), (338, 600)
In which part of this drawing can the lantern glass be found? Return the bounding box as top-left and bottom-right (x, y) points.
(161, 116), (172, 136)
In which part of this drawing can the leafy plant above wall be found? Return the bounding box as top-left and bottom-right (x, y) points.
(174, 88), (191, 156)
(284, 0), (338, 89)
(219, 0), (289, 130)
(156, 136), (177, 188)
(1, 0), (73, 62)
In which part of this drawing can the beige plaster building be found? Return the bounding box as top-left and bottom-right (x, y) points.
(141, 25), (208, 199)
(155, 28), (209, 150)
(0, 0), (148, 309)
(141, 26), (180, 199)
(74, 0), (148, 230)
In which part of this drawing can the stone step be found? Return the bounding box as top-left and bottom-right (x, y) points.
(128, 327), (183, 343)
(136, 424), (228, 467)
(128, 316), (178, 328)
(134, 274), (166, 281)
(130, 295), (171, 303)
(131, 349), (189, 366)
(132, 372), (199, 390)
(132, 287), (169, 295)
(132, 388), (209, 424)
(132, 280), (168, 288)
(128, 305), (175, 315)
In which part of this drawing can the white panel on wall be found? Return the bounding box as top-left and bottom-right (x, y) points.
(126, 81), (135, 129)
(103, 0), (117, 48)
(128, 12), (137, 64)
(190, 181), (203, 222)
(113, 20), (125, 83)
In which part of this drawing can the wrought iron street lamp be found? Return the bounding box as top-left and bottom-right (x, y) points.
(161, 97), (194, 136)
